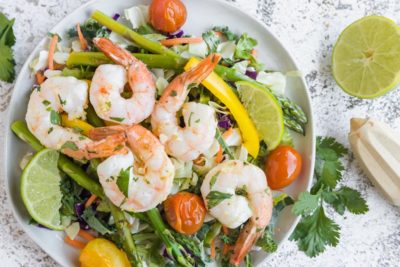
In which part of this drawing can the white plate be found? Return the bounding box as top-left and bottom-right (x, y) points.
(5, 0), (315, 266)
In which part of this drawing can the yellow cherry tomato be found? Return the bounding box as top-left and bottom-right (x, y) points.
(184, 58), (260, 157)
(79, 238), (131, 267)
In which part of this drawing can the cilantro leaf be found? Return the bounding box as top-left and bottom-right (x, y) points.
(61, 141), (79, 151)
(50, 110), (61, 125)
(206, 191), (232, 209)
(116, 167), (131, 198)
(81, 208), (112, 235)
(323, 186), (368, 215)
(0, 43), (15, 82)
(202, 30), (220, 54)
(313, 137), (348, 192)
(255, 227), (278, 253)
(292, 192), (321, 216)
(290, 205), (340, 257)
(235, 33), (257, 60)
(0, 13), (15, 46)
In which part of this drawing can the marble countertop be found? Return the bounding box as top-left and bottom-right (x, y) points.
(1, 0), (400, 266)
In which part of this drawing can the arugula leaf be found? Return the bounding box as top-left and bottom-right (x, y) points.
(255, 227), (277, 253)
(290, 206), (340, 257)
(81, 208), (112, 235)
(202, 30), (220, 54)
(206, 191), (232, 209)
(60, 176), (83, 217)
(235, 33), (257, 60)
(313, 137), (348, 192)
(116, 167), (131, 198)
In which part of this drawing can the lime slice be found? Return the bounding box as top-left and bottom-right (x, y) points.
(332, 16), (400, 98)
(236, 81), (284, 150)
(21, 149), (63, 230)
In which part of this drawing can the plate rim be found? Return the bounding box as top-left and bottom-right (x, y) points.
(4, 0), (315, 266)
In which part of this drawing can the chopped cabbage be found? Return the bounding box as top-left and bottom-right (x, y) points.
(156, 77), (169, 96)
(71, 40), (83, 52)
(256, 71), (286, 95)
(65, 222), (80, 240)
(124, 5), (149, 29)
(44, 69), (62, 78)
(217, 41), (236, 59)
(143, 34), (167, 42)
(109, 32), (135, 48)
(188, 41), (208, 58)
(53, 52), (70, 64)
(232, 60), (249, 74)
(29, 51), (49, 72)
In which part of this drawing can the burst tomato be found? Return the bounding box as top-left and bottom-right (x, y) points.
(265, 145), (302, 189)
(164, 192), (206, 235)
(149, 0), (187, 33)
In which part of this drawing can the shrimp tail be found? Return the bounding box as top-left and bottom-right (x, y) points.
(88, 125), (127, 141)
(182, 53), (221, 85)
(229, 222), (263, 266)
(93, 37), (135, 66)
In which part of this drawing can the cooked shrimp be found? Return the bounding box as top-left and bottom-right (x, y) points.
(200, 160), (273, 265)
(92, 125), (175, 212)
(90, 38), (156, 124)
(26, 76), (128, 160)
(151, 54), (221, 161)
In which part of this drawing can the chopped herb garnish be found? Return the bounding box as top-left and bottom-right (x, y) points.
(209, 172), (219, 188)
(61, 141), (79, 151)
(50, 110), (61, 125)
(58, 94), (66, 105)
(195, 119), (200, 123)
(114, 144), (124, 151)
(170, 90), (177, 97)
(116, 167), (131, 197)
(110, 117), (124, 122)
(235, 185), (248, 197)
(206, 191), (232, 209)
(47, 127), (53, 134)
(188, 112), (194, 127)
(42, 100), (51, 106)
(72, 126), (83, 133)
(105, 101), (112, 109)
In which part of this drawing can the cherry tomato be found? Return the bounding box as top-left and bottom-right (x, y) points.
(79, 238), (130, 267)
(265, 145), (302, 190)
(164, 192), (206, 235)
(149, 0), (187, 33)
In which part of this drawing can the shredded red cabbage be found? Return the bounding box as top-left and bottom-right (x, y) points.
(245, 69), (258, 80)
(75, 202), (90, 230)
(167, 29), (184, 39)
(217, 113), (233, 130)
(112, 13), (121, 21)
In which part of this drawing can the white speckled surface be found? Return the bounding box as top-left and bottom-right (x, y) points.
(1, 0), (400, 266)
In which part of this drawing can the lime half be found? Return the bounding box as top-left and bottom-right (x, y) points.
(236, 81), (284, 150)
(332, 16), (400, 98)
(21, 149), (63, 230)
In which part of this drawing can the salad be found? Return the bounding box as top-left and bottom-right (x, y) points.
(11, 0), (308, 266)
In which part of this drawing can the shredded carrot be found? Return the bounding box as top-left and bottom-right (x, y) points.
(251, 49), (257, 57)
(64, 236), (86, 249)
(76, 23), (88, 50)
(35, 72), (45, 85)
(78, 230), (95, 241)
(210, 238), (216, 259)
(84, 194), (97, 208)
(222, 128), (234, 140)
(215, 31), (222, 37)
(160, 37), (203, 46)
(222, 244), (232, 256)
(215, 145), (223, 163)
(47, 34), (58, 70)
(222, 226), (229, 235)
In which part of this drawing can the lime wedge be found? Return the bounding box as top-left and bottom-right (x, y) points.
(332, 16), (400, 98)
(236, 81), (284, 150)
(21, 149), (63, 230)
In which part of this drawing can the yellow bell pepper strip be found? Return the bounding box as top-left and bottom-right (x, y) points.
(184, 57), (260, 158)
(61, 114), (94, 136)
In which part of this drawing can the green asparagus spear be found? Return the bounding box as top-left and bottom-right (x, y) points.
(91, 10), (179, 58)
(86, 103), (105, 127)
(146, 209), (195, 267)
(204, 222), (222, 247)
(11, 121), (142, 266)
(67, 52), (186, 70)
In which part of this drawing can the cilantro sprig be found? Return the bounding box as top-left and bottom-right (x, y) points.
(0, 12), (16, 82)
(290, 137), (368, 257)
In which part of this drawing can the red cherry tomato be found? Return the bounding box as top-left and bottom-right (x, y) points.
(265, 145), (302, 190)
(149, 0), (187, 33)
(164, 192), (206, 235)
